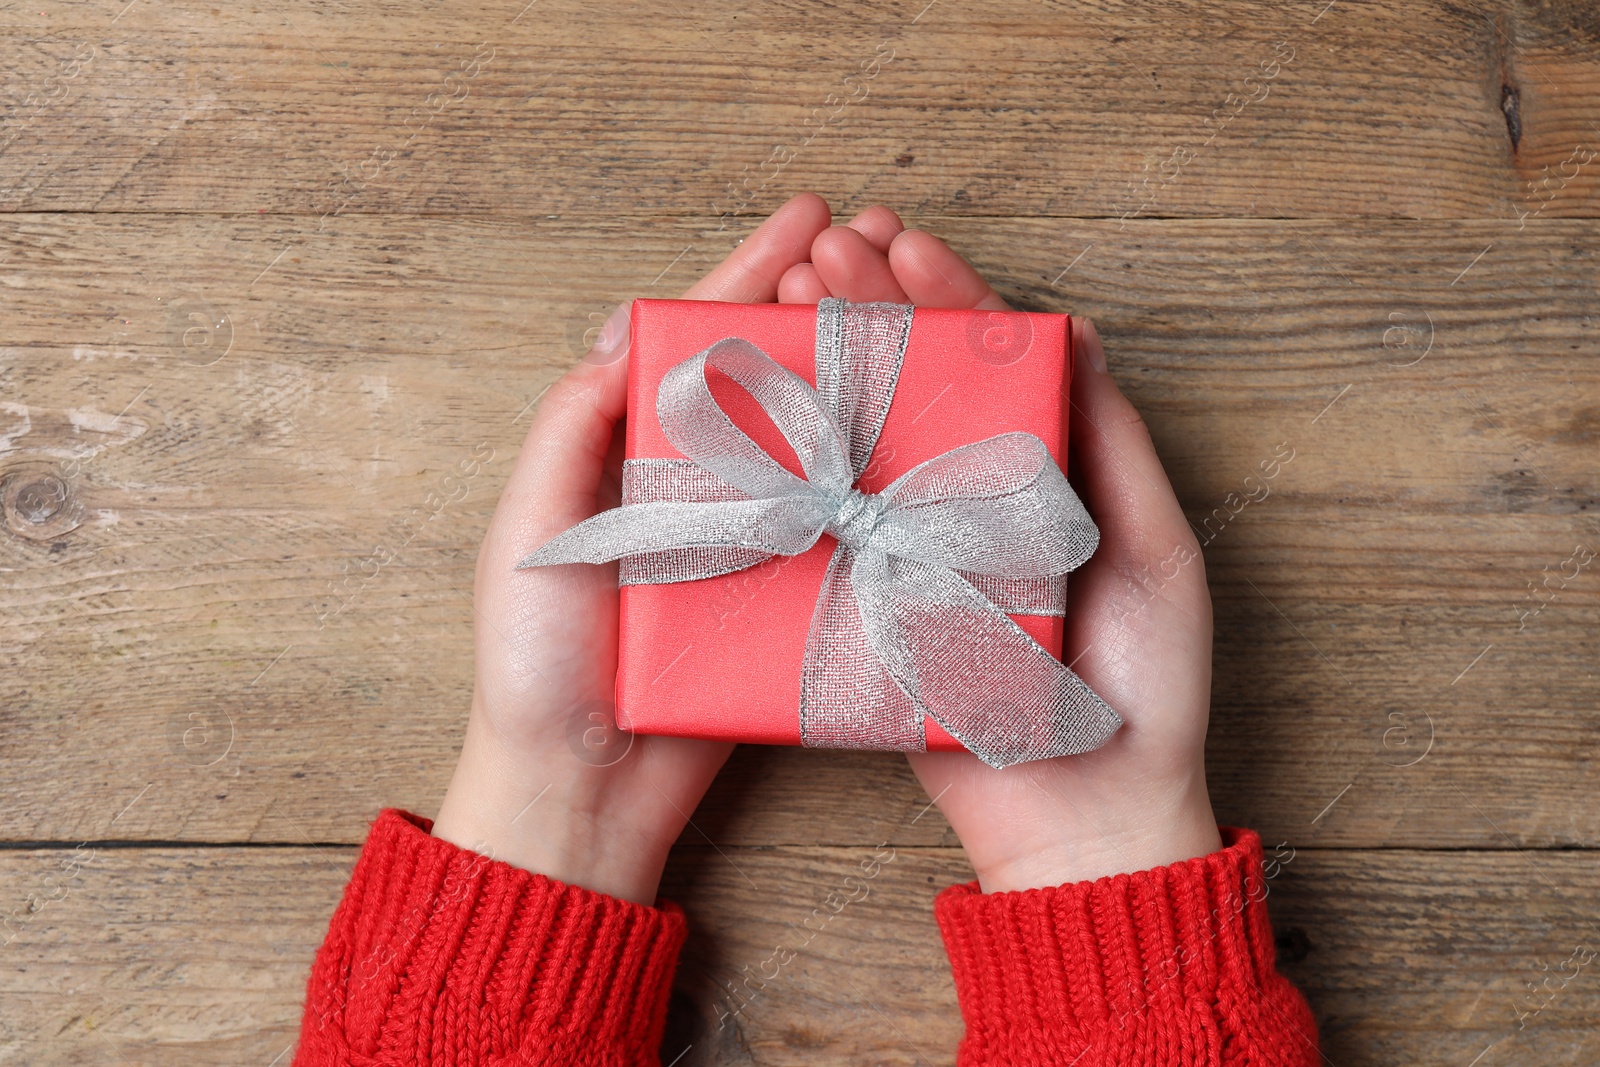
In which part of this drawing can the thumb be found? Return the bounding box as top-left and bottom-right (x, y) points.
(1068, 318), (1200, 571)
(487, 349), (631, 576)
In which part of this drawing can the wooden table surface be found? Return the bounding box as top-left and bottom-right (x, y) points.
(3, 0), (1598, 1063)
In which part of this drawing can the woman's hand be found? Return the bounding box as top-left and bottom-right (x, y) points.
(793, 216), (1222, 891)
(432, 193), (922, 905)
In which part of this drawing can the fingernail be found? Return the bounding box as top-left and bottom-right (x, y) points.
(1081, 317), (1108, 373)
(583, 301), (631, 365)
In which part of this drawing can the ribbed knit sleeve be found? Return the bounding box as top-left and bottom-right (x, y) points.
(293, 809), (687, 1067)
(934, 826), (1320, 1067)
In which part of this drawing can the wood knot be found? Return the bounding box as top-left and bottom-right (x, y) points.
(1, 461), (83, 542)
(1500, 83), (1522, 153)
(1275, 926), (1313, 964)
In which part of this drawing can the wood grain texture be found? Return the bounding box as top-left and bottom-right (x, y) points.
(0, 214), (1595, 849)
(0, 845), (1594, 1065)
(5, 0), (1599, 1062)
(1, 0), (1598, 220)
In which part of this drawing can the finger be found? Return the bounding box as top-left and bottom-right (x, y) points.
(681, 192), (834, 304)
(886, 229), (1010, 310)
(844, 204), (905, 253)
(1067, 318), (1198, 568)
(812, 224), (910, 302)
(580, 193), (833, 371)
(778, 261), (832, 303)
(511, 192), (831, 549)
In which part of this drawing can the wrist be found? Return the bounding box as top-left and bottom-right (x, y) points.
(431, 718), (669, 906)
(971, 774), (1222, 892)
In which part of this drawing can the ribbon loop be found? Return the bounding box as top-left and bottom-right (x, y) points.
(659, 337), (852, 499)
(517, 297), (1122, 768)
(872, 432), (1100, 577)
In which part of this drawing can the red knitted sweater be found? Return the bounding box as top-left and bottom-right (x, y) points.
(293, 809), (1320, 1066)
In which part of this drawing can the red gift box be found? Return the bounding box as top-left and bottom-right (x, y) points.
(615, 298), (1074, 753)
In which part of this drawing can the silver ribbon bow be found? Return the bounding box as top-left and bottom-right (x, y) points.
(518, 297), (1121, 768)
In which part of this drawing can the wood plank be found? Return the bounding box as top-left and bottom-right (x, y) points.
(3, 0), (1599, 219)
(1, 213), (1596, 849)
(1265, 848), (1600, 1064)
(0, 844), (1593, 1064)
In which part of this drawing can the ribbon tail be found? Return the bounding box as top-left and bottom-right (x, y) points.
(798, 543), (925, 753)
(851, 554), (1122, 769)
(515, 497), (827, 570)
(620, 458), (776, 583)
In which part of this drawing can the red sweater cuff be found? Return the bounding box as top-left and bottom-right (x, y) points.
(934, 826), (1320, 1067)
(294, 809), (687, 1067)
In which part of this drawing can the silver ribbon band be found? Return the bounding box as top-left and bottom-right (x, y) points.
(518, 298), (1122, 768)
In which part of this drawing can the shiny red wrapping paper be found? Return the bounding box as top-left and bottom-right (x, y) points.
(616, 298), (1074, 753)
